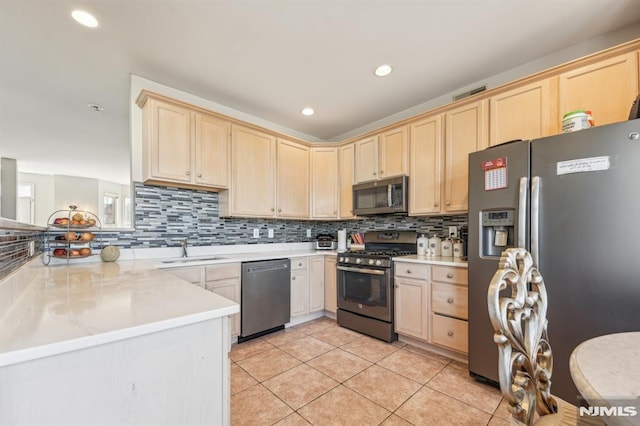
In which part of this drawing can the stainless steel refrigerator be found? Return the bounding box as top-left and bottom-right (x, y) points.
(468, 118), (640, 404)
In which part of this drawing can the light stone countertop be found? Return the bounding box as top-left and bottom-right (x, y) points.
(569, 332), (640, 425)
(0, 245), (337, 368)
(392, 254), (468, 268)
(0, 259), (239, 368)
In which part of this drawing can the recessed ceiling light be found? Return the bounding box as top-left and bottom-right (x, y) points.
(301, 107), (314, 116)
(71, 10), (99, 28)
(88, 104), (104, 112)
(374, 64), (393, 77)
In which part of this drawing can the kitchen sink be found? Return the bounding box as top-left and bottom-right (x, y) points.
(161, 256), (224, 264)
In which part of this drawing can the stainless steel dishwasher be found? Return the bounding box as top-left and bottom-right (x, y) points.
(239, 258), (291, 343)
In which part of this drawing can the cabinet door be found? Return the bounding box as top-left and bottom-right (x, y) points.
(378, 126), (408, 179)
(308, 257), (325, 313)
(194, 112), (229, 188)
(324, 256), (337, 314)
(409, 115), (443, 215)
(290, 269), (308, 318)
(444, 99), (488, 213)
(146, 98), (192, 183)
(339, 144), (355, 219)
(559, 52), (639, 127)
(205, 278), (241, 337)
(394, 276), (428, 340)
(354, 136), (379, 183)
(229, 125), (276, 217)
(277, 139), (310, 218)
(489, 79), (558, 146)
(310, 147), (338, 218)
(165, 266), (203, 286)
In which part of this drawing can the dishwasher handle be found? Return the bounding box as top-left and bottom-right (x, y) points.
(245, 262), (289, 274)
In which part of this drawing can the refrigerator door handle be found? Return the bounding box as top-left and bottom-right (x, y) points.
(531, 176), (541, 267)
(518, 177), (528, 249)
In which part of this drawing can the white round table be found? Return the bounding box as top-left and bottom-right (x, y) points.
(570, 332), (640, 426)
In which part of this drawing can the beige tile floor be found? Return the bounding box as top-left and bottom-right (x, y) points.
(230, 317), (512, 425)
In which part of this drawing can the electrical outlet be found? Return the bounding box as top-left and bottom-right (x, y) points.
(448, 226), (458, 238)
(252, 228), (260, 238)
(268, 228), (274, 238)
(306, 229), (312, 238)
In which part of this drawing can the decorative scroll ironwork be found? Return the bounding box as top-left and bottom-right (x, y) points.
(487, 247), (558, 425)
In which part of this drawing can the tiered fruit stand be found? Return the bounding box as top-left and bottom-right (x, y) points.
(43, 205), (102, 265)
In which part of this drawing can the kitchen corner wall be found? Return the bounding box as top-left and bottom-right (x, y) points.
(98, 183), (468, 248)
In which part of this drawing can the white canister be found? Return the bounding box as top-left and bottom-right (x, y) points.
(417, 234), (428, 256)
(428, 235), (441, 257)
(441, 239), (453, 257)
(453, 240), (463, 258)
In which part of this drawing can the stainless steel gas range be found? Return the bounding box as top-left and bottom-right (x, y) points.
(336, 230), (417, 342)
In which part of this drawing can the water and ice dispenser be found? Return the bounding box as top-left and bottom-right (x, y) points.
(481, 209), (515, 257)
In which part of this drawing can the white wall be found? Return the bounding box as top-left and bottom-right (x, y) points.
(54, 175), (99, 219)
(18, 172), (54, 226)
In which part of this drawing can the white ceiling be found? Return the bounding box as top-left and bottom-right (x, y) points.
(2, 0), (640, 184)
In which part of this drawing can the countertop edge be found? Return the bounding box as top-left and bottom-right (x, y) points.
(0, 303), (239, 368)
(392, 255), (468, 267)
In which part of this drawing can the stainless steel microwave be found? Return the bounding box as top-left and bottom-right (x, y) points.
(352, 176), (408, 215)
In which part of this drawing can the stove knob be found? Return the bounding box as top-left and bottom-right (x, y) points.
(356, 258), (362, 264)
(368, 259), (375, 265)
(375, 259), (383, 266)
(344, 258), (349, 263)
(338, 257), (344, 262)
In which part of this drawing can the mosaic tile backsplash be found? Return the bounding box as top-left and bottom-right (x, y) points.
(1, 182), (468, 277)
(0, 230), (43, 280)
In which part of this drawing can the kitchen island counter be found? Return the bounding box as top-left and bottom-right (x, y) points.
(0, 259), (238, 425)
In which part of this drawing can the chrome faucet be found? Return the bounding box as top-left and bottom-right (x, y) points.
(180, 239), (188, 258)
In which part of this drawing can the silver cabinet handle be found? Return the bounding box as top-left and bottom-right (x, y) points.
(447, 298), (454, 304)
(446, 201), (450, 206)
(197, 173), (202, 177)
(446, 273), (453, 278)
(298, 262), (302, 267)
(373, 172), (377, 175)
(380, 170), (384, 174)
(518, 177), (528, 248)
(292, 276), (296, 281)
(531, 176), (541, 267)
(406, 270), (412, 274)
(447, 331), (454, 337)
(185, 171), (190, 176)
(271, 208), (275, 212)
(278, 209), (282, 212)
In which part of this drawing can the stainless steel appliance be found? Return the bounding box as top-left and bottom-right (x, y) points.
(468, 119), (640, 404)
(337, 230), (417, 342)
(352, 176), (408, 215)
(315, 234), (337, 250)
(239, 258), (291, 343)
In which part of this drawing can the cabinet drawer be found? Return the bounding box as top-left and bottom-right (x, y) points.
(167, 267), (202, 285)
(395, 262), (428, 280)
(205, 263), (241, 281)
(291, 258), (308, 270)
(431, 266), (467, 285)
(431, 314), (468, 354)
(431, 283), (468, 320)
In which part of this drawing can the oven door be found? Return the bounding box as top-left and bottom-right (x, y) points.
(337, 265), (392, 322)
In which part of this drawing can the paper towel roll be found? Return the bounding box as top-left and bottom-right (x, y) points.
(337, 229), (347, 251)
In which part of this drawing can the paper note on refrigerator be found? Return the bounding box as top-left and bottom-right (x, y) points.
(556, 156), (610, 176)
(482, 157), (508, 191)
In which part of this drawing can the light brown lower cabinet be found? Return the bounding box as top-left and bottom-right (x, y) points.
(324, 256), (337, 314)
(393, 261), (469, 354)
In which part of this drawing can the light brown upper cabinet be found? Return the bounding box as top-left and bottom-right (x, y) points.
(354, 135), (379, 183)
(220, 125), (276, 217)
(310, 147), (338, 219)
(489, 79), (558, 146)
(444, 99), (488, 213)
(559, 52), (639, 127)
(277, 139), (310, 219)
(409, 114), (444, 215)
(339, 144), (356, 219)
(354, 125), (409, 183)
(139, 95), (229, 189)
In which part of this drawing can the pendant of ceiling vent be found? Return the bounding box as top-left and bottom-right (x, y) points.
(452, 85), (487, 102)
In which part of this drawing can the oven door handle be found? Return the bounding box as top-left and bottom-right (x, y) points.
(337, 266), (386, 275)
